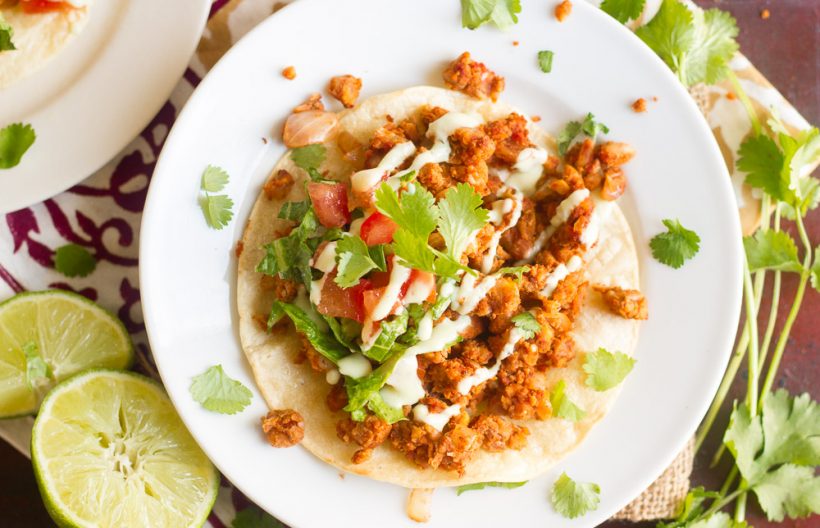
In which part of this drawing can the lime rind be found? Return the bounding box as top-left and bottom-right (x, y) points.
(0, 290), (134, 418)
(32, 370), (219, 528)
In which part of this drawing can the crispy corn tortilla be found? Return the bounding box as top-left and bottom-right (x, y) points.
(0, 5), (91, 89)
(237, 86), (641, 488)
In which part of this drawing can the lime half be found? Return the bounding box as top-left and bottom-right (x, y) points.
(32, 370), (219, 528)
(0, 290), (133, 417)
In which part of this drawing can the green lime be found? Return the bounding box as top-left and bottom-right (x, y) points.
(0, 290), (133, 417)
(32, 370), (219, 528)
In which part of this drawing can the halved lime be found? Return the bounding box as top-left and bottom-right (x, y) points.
(0, 290), (133, 417)
(32, 370), (219, 528)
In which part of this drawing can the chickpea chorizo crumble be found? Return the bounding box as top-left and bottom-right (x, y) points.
(282, 66), (297, 80)
(261, 409), (305, 447)
(631, 98), (648, 113)
(555, 0), (572, 22)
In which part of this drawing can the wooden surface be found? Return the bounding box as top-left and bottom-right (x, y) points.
(2, 1), (818, 526)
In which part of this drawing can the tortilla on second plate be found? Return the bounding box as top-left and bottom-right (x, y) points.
(237, 86), (640, 488)
(0, 4), (91, 89)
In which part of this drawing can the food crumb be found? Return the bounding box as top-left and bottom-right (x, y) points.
(726, 91), (737, 100)
(512, 40), (520, 47)
(338, 472), (346, 480)
(282, 66), (296, 80)
(631, 98), (648, 113)
(531, 115), (542, 122)
(651, 96), (658, 102)
(760, 8), (770, 20)
(555, 0), (572, 22)
(235, 240), (244, 258)
(261, 137), (268, 144)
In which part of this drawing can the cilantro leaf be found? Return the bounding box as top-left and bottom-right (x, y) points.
(257, 208), (320, 287)
(550, 380), (586, 421)
(201, 165), (229, 192)
(496, 266), (529, 281)
(269, 301), (348, 363)
(290, 144), (326, 171)
(557, 113), (609, 156)
(53, 244), (97, 278)
(511, 312), (540, 340)
(232, 505), (285, 528)
(0, 14), (15, 51)
(0, 123), (36, 169)
(437, 183), (489, 260)
(724, 391), (820, 521)
(649, 218), (701, 269)
(189, 365), (252, 415)
(737, 134), (789, 202)
(200, 194), (235, 230)
(22, 342), (50, 389)
(600, 0), (646, 24)
(537, 50), (554, 73)
(455, 481), (527, 495)
(657, 487), (735, 528)
(461, 0), (521, 30)
(636, 0), (738, 87)
(551, 472), (600, 519)
(811, 248), (820, 293)
(743, 230), (804, 273)
(334, 235), (387, 288)
(393, 229), (436, 272)
(583, 348), (636, 391)
(782, 127), (820, 200)
(375, 183), (438, 240)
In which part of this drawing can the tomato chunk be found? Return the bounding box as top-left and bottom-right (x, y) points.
(307, 182), (351, 228)
(316, 273), (369, 322)
(360, 212), (397, 245)
(403, 269), (437, 304)
(20, 0), (73, 13)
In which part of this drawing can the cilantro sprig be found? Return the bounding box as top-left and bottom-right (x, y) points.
(511, 311), (540, 340)
(199, 165), (234, 230)
(635, 0), (738, 87)
(190, 365), (252, 415)
(551, 472), (600, 519)
(374, 182), (485, 280)
(550, 380), (586, 422)
(334, 235), (387, 287)
(649, 218), (701, 269)
(0, 123), (36, 169)
(460, 0), (521, 30)
(557, 113), (609, 156)
(583, 348), (636, 391)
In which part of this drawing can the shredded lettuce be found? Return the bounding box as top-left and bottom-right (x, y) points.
(361, 311), (409, 362)
(344, 352), (405, 423)
(268, 301), (348, 363)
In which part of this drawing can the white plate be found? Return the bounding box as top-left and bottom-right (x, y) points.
(0, 0), (210, 214)
(140, 1), (743, 526)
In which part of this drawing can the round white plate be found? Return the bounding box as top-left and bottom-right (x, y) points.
(140, 1), (743, 526)
(0, 0), (211, 214)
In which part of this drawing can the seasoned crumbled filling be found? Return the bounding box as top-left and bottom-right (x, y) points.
(257, 56), (644, 469)
(262, 409), (305, 447)
(328, 75), (363, 109)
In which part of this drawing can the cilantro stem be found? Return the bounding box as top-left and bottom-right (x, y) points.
(742, 265), (759, 416)
(758, 214), (812, 403)
(734, 486), (747, 520)
(726, 70), (762, 136)
(756, 208), (782, 375)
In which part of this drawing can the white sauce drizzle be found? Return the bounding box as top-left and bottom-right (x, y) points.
(452, 273), (498, 315)
(312, 241), (337, 273)
(481, 188), (523, 273)
(506, 147), (548, 195)
(351, 141), (416, 193)
(325, 369), (341, 385)
(457, 327), (525, 394)
(540, 255), (583, 298)
(412, 403), (462, 432)
(337, 353), (372, 379)
(417, 312), (434, 341)
(370, 260), (412, 321)
(380, 315), (472, 408)
(551, 188), (590, 227)
(403, 275), (435, 305)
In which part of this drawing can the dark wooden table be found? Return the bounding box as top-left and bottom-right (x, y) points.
(2, 1), (818, 526)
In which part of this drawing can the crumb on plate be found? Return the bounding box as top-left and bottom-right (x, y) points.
(555, 0), (572, 22)
(631, 98), (648, 113)
(282, 66), (296, 80)
(760, 8), (770, 20)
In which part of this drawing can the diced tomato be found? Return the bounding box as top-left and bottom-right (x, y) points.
(307, 182), (351, 228)
(316, 273), (370, 323)
(20, 0), (73, 13)
(360, 212), (397, 245)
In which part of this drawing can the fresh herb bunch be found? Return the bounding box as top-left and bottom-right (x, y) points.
(602, 0), (820, 525)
